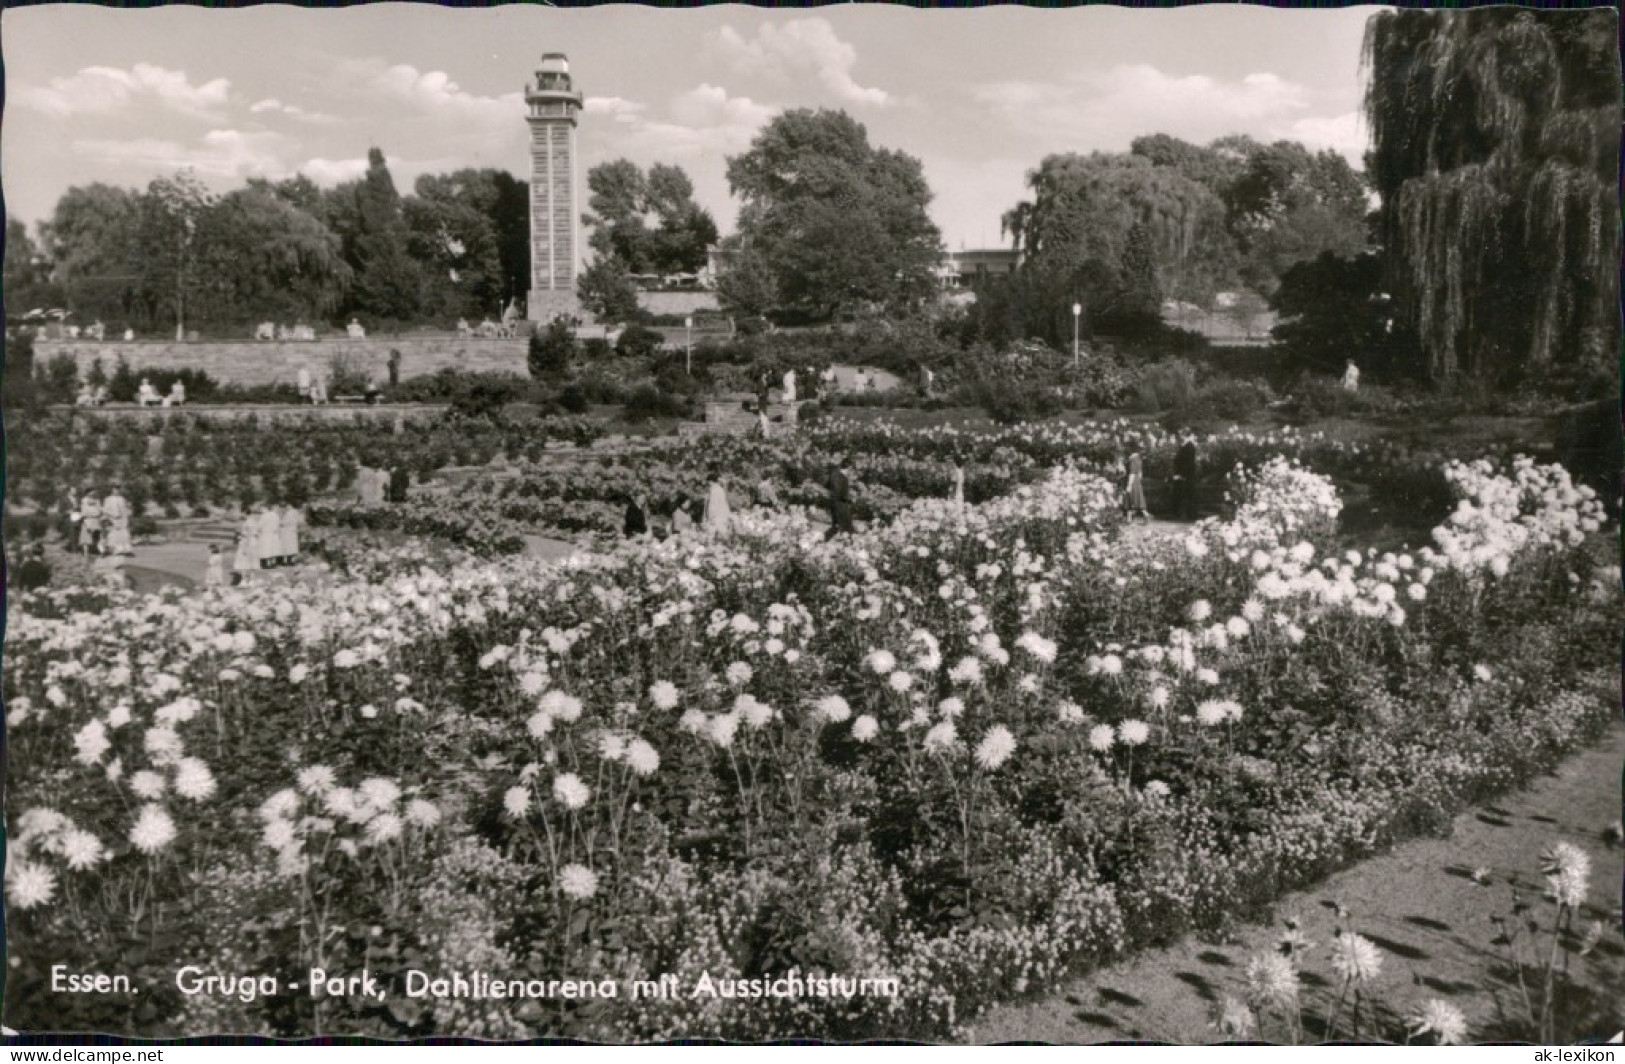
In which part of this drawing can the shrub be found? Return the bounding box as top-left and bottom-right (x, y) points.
(616, 325), (665, 360)
(1193, 378), (1273, 421)
(1286, 374), (1400, 420)
(972, 377), (1063, 425)
(1133, 360), (1198, 413)
(446, 375), (526, 422)
(558, 383), (590, 415)
(4, 330), (40, 409)
(529, 319), (574, 380)
(108, 356), (139, 402)
(327, 351), (373, 396)
(623, 383), (691, 422)
(581, 338), (612, 360)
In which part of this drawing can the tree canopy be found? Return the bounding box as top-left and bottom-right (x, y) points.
(727, 109), (943, 319)
(21, 150), (535, 332)
(1364, 8), (1620, 383)
(581, 160), (718, 277)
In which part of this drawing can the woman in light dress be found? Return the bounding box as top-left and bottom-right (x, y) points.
(1121, 450), (1151, 523)
(702, 476), (732, 533)
(253, 506), (281, 568)
(279, 507), (302, 565)
(204, 545), (225, 590)
(670, 495), (695, 536)
(102, 489), (133, 555)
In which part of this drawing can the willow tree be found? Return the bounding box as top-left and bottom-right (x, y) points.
(999, 151), (1237, 336)
(1364, 9), (1620, 384)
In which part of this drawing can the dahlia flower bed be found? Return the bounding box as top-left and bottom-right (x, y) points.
(306, 417), (1462, 550)
(4, 451), (1614, 1040)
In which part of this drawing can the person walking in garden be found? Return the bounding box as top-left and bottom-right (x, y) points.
(670, 495), (694, 536)
(231, 527), (256, 586)
(253, 505), (281, 570)
(623, 494), (649, 539)
(1343, 359), (1361, 393)
(1172, 430), (1200, 521)
(1121, 449), (1151, 524)
(204, 545), (225, 591)
(825, 456), (856, 540)
(78, 491), (104, 556)
(13, 544), (52, 592)
(703, 475), (733, 534)
(102, 488), (133, 556)
(756, 477), (780, 510)
(278, 506), (303, 565)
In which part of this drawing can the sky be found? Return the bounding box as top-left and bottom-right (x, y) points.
(2, 3), (1384, 251)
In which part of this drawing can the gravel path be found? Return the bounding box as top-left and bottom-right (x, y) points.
(963, 718), (1625, 1045)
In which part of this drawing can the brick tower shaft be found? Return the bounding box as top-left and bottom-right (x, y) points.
(525, 53), (583, 324)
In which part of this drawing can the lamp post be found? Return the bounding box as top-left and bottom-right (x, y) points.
(1071, 302), (1082, 370)
(685, 316), (693, 375)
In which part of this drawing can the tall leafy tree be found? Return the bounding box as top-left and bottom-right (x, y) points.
(206, 186), (351, 324)
(1131, 134), (1369, 298)
(4, 220), (63, 315)
(576, 254), (640, 323)
(486, 170), (531, 304)
(727, 109), (943, 318)
(1225, 141), (1370, 296)
(406, 171), (507, 319)
(1000, 151), (1235, 333)
(137, 170), (214, 338)
(40, 183), (145, 325)
(342, 148), (423, 322)
(1364, 8), (1620, 383)
(714, 242), (780, 320)
(581, 160), (716, 276)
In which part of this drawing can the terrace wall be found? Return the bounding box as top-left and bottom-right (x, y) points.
(52, 404), (450, 427)
(34, 339), (531, 387)
(638, 291), (720, 317)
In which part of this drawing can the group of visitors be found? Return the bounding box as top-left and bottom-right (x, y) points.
(255, 322), (318, 341)
(219, 506), (303, 587)
(73, 378), (186, 407)
(1116, 430), (1202, 522)
(354, 466), (407, 505)
(619, 456), (861, 543)
(296, 366), (331, 405)
(64, 486), (135, 557)
(622, 475), (738, 539)
(136, 377), (186, 407)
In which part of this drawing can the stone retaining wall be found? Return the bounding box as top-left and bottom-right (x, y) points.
(35, 338), (530, 387)
(49, 403), (449, 426)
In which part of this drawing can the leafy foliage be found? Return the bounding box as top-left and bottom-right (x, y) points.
(1363, 9), (1621, 383)
(528, 318), (574, 380)
(728, 109), (943, 319)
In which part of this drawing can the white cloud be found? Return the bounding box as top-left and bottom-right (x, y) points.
(298, 156), (373, 185)
(971, 64), (1316, 150)
(1285, 111), (1367, 166)
(711, 18), (890, 108)
(71, 129), (285, 179)
(248, 98), (337, 125)
(17, 63), (230, 120)
(588, 84), (776, 160)
(320, 57), (529, 165)
(584, 96), (648, 124)
(360, 61), (524, 124)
